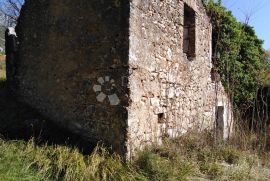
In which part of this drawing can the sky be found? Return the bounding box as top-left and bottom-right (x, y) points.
(222, 0), (270, 50)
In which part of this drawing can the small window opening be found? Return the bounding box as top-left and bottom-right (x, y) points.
(158, 113), (165, 123)
(216, 106), (224, 140)
(183, 4), (196, 60)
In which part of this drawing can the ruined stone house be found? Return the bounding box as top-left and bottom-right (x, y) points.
(9, 0), (233, 158)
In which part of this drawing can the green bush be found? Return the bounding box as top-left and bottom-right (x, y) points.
(221, 147), (241, 165)
(136, 150), (193, 181)
(199, 162), (223, 179)
(204, 0), (268, 111)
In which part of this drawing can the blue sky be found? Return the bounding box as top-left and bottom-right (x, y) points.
(222, 0), (270, 50)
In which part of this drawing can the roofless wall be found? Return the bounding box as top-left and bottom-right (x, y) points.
(10, 0), (233, 158)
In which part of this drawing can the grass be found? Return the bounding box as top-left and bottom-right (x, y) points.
(0, 60), (5, 80)
(0, 140), (45, 181)
(0, 139), (146, 181)
(0, 132), (270, 181)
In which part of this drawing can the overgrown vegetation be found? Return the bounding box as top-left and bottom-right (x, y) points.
(1, 131), (270, 181)
(0, 59), (5, 80)
(202, 0), (270, 155)
(204, 0), (270, 112)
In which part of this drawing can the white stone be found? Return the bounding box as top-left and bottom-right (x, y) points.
(129, 50), (138, 61)
(204, 112), (212, 117)
(167, 48), (173, 60)
(8, 27), (16, 36)
(159, 72), (167, 79)
(98, 77), (104, 84)
(150, 97), (160, 107)
(167, 87), (175, 98)
(105, 76), (110, 82)
(161, 89), (166, 97)
(175, 88), (181, 97)
(93, 84), (102, 92)
(167, 128), (175, 137)
(153, 107), (164, 115)
(97, 92), (106, 102)
(108, 94), (120, 105)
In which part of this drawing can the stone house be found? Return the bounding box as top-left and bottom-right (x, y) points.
(10, 0), (233, 158)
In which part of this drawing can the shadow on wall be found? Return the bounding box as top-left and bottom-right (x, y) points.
(0, 80), (96, 154)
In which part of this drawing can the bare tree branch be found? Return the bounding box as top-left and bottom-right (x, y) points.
(0, 0), (24, 27)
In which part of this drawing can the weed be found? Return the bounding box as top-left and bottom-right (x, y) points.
(0, 128), (270, 180)
(220, 146), (241, 164)
(136, 150), (193, 181)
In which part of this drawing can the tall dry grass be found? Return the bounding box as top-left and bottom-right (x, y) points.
(1, 127), (270, 180)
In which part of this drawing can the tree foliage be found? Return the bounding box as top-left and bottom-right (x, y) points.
(260, 49), (270, 85)
(204, 0), (269, 112)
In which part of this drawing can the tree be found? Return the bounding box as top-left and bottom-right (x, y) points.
(204, 1), (268, 112)
(260, 50), (270, 85)
(262, 50), (270, 64)
(0, 0), (24, 27)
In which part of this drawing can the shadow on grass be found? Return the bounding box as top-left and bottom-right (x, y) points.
(0, 80), (95, 154)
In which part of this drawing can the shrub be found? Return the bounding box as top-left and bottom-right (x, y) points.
(136, 150), (193, 181)
(220, 146), (241, 165)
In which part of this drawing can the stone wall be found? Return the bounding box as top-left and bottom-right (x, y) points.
(16, 0), (130, 155)
(13, 0), (233, 158)
(128, 0), (232, 157)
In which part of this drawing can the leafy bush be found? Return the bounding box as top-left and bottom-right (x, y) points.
(204, 0), (268, 112)
(136, 150), (193, 181)
(221, 146), (241, 164)
(199, 161), (223, 179)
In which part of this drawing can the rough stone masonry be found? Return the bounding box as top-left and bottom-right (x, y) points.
(10, 0), (233, 158)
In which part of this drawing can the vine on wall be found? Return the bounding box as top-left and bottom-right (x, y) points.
(203, 0), (270, 114)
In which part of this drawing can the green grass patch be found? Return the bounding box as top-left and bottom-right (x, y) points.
(0, 139), (148, 181)
(0, 140), (48, 181)
(0, 131), (270, 181)
(136, 150), (193, 181)
(0, 61), (5, 80)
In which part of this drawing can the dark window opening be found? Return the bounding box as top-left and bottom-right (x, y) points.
(183, 4), (196, 60)
(158, 113), (165, 124)
(216, 106), (224, 140)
